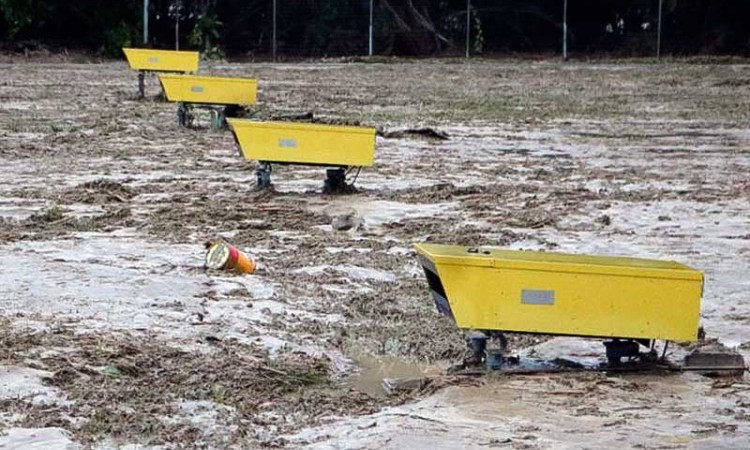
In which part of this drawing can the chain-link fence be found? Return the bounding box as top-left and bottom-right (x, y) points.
(3, 1), (746, 58)
(143, 0), (750, 60)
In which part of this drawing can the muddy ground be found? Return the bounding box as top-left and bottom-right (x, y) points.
(0, 57), (749, 449)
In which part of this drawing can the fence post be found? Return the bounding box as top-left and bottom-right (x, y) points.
(465, 0), (471, 58)
(657, 0), (663, 59)
(272, 0), (277, 61)
(369, 0), (374, 56)
(563, 0), (568, 60)
(143, 0), (149, 45)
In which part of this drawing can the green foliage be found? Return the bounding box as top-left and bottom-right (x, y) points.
(102, 22), (138, 57)
(0, 0), (32, 38)
(472, 7), (484, 54)
(188, 13), (222, 57)
(0, 0), (51, 38)
(308, 0), (351, 53)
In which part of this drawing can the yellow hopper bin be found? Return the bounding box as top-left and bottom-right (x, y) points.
(159, 74), (258, 106)
(123, 48), (199, 73)
(227, 119), (377, 192)
(414, 243), (703, 343)
(159, 74), (257, 128)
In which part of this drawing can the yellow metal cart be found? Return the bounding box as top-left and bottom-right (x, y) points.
(415, 243), (705, 368)
(122, 48), (199, 98)
(227, 119), (377, 192)
(159, 74), (258, 128)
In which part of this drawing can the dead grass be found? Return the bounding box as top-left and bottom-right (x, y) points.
(0, 320), (384, 447)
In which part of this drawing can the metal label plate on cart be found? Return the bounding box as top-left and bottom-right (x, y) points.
(522, 289), (555, 305)
(279, 138), (298, 148)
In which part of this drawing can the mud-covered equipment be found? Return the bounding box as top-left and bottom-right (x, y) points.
(159, 74), (258, 128)
(122, 48), (199, 98)
(227, 119), (376, 193)
(414, 244), (744, 374)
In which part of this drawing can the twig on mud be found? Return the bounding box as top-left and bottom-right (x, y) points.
(479, 438), (513, 447)
(110, 193), (129, 203)
(49, 216), (75, 226)
(382, 412), (448, 425)
(612, 405), (648, 412)
(255, 204), (285, 212)
(258, 365), (290, 377)
(59, 356), (95, 378)
(528, 220), (552, 229)
(546, 390), (587, 396)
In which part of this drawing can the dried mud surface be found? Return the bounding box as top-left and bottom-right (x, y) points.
(1, 59), (749, 448)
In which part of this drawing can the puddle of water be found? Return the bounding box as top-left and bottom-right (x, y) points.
(0, 427), (79, 450)
(0, 235), (207, 336)
(0, 366), (58, 402)
(347, 356), (438, 397)
(0, 206), (40, 221)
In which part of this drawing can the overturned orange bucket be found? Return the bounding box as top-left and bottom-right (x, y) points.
(205, 241), (256, 274)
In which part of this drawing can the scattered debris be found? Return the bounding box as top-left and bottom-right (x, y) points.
(381, 127), (449, 141)
(59, 179), (136, 204)
(684, 340), (747, 376)
(0, 323), (387, 447)
(269, 111), (365, 127)
(271, 112), (314, 121)
(596, 214), (611, 226)
(328, 209), (362, 231)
